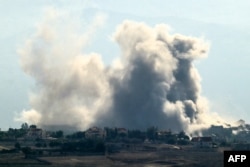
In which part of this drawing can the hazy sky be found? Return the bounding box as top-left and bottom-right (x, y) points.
(1, 0), (250, 130)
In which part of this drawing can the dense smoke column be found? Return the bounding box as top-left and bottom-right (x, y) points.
(166, 37), (207, 124)
(167, 59), (196, 102)
(17, 10), (215, 133)
(108, 56), (173, 129)
(100, 21), (209, 131)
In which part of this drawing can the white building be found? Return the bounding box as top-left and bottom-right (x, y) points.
(26, 125), (46, 140)
(85, 127), (106, 139)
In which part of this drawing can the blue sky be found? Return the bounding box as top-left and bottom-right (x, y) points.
(1, 0), (250, 130)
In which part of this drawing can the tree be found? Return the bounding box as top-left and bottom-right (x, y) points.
(56, 130), (64, 138)
(21, 123), (29, 130)
(177, 131), (189, 140)
(49, 141), (61, 147)
(15, 142), (21, 150)
(30, 125), (37, 128)
(167, 137), (177, 144)
(22, 147), (32, 158)
(147, 126), (158, 141)
(128, 129), (145, 140)
(95, 141), (105, 152)
(50, 130), (64, 138)
(7, 128), (16, 139)
(105, 127), (118, 141)
(66, 131), (84, 139)
(35, 142), (42, 148)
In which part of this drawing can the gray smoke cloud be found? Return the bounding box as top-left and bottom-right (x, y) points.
(99, 21), (210, 132)
(16, 9), (225, 133)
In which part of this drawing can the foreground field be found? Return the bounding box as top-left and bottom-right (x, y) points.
(40, 149), (223, 167)
(0, 153), (49, 167)
(0, 149), (224, 167)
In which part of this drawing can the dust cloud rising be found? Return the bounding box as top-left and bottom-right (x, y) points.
(16, 9), (226, 133)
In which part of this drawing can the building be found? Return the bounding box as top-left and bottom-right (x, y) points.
(116, 128), (128, 136)
(85, 127), (106, 139)
(191, 137), (212, 148)
(26, 125), (46, 140)
(206, 125), (232, 137)
(157, 130), (172, 140)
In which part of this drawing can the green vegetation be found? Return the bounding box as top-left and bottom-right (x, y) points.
(15, 142), (21, 150)
(0, 122), (250, 162)
(66, 131), (85, 139)
(49, 130), (64, 139)
(1, 123), (250, 167)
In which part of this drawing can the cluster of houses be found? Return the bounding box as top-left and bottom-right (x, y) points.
(85, 127), (106, 139)
(85, 127), (216, 148)
(85, 127), (128, 139)
(20, 125), (214, 148)
(6, 123), (249, 149)
(23, 126), (128, 141)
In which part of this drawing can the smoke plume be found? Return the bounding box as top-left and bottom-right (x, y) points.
(16, 9), (224, 133)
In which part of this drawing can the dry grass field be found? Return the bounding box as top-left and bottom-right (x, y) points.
(0, 153), (49, 167)
(0, 146), (225, 167)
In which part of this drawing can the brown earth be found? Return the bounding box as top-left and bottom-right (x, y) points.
(0, 146), (226, 167)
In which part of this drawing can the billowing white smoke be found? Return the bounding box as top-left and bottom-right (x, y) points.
(16, 9), (110, 130)
(16, 9), (224, 133)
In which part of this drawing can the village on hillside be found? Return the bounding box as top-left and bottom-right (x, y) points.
(0, 121), (250, 166)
